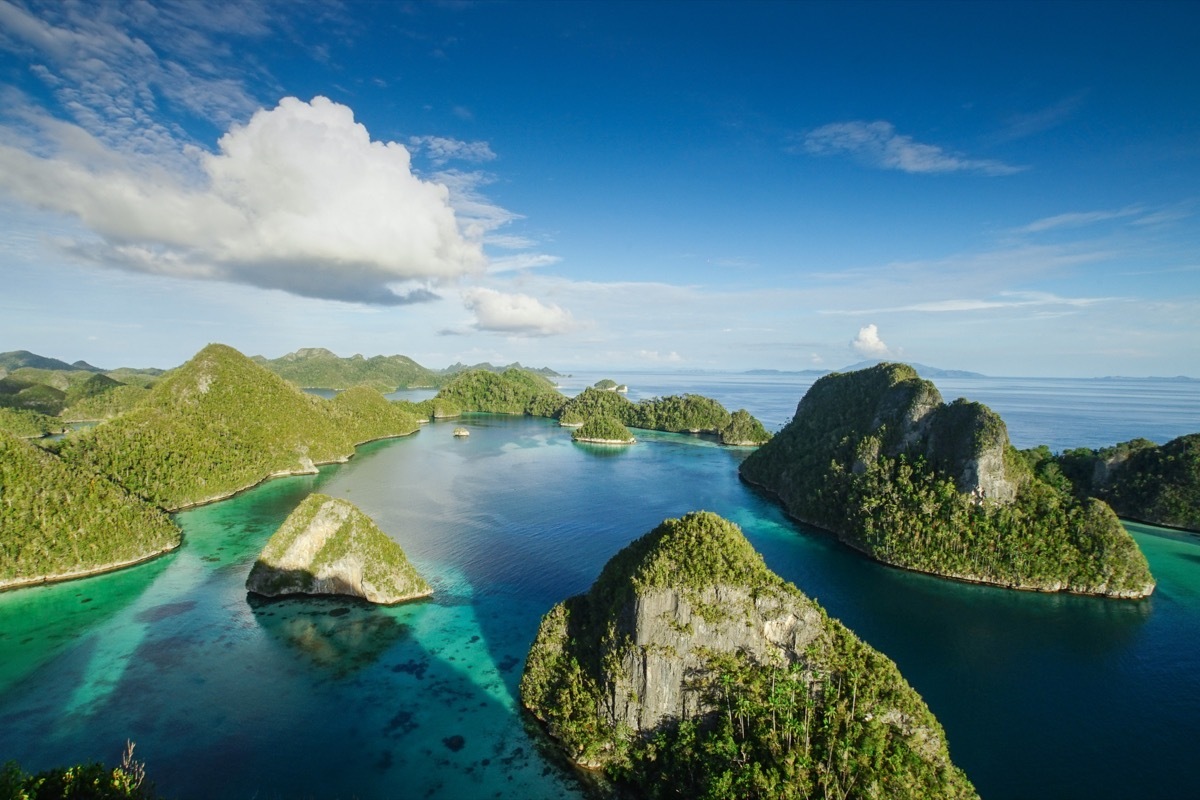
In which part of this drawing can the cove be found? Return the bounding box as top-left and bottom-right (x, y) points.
(1, 407), (1198, 799)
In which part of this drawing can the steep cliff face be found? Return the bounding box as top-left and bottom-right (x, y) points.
(740, 364), (1153, 598)
(521, 512), (977, 798)
(246, 494), (431, 605)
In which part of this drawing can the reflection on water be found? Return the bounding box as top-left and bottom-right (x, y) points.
(249, 596), (413, 677)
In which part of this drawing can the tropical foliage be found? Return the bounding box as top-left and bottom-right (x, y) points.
(56, 344), (419, 510)
(0, 430), (179, 589)
(572, 416), (634, 443)
(740, 363), (1153, 597)
(0, 408), (62, 438)
(1, 742), (159, 799)
(1049, 434), (1200, 531)
(521, 512), (976, 799)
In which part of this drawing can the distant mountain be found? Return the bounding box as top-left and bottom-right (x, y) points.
(442, 361), (564, 378)
(0, 350), (102, 373)
(254, 347), (440, 390)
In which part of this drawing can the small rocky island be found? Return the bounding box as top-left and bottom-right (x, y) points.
(521, 511), (977, 798)
(571, 415), (635, 444)
(739, 363), (1155, 598)
(246, 494), (432, 604)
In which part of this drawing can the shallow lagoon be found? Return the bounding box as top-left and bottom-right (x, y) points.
(2, 375), (1199, 799)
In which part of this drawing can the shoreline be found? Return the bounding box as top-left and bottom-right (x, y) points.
(737, 472), (1154, 600)
(0, 540), (182, 593)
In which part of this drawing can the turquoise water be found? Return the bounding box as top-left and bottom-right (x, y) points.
(1, 376), (1198, 798)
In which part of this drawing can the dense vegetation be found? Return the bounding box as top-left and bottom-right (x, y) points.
(572, 416), (635, 443)
(740, 364), (1154, 597)
(0, 430), (180, 589)
(442, 378), (770, 446)
(253, 347), (440, 391)
(56, 344), (419, 510)
(1046, 434), (1200, 531)
(1, 743), (159, 799)
(0, 408), (63, 438)
(435, 368), (566, 416)
(521, 512), (976, 799)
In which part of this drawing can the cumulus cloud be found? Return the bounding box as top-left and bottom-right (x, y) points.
(462, 287), (576, 336)
(803, 121), (1023, 176)
(0, 96), (487, 304)
(851, 324), (891, 357)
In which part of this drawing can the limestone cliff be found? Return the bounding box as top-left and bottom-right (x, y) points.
(246, 494), (431, 604)
(740, 363), (1154, 598)
(521, 511), (977, 799)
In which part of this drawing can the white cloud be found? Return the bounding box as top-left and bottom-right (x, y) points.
(637, 350), (683, 363)
(851, 324), (890, 357)
(803, 120), (1023, 176)
(487, 253), (562, 273)
(826, 291), (1111, 316)
(1020, 207), (1142, 233)
(462, 287), (576, 336)
(0, 96), (486, 304)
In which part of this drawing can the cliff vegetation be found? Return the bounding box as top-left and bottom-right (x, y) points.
(521, 511), (976, 799)
(739, 364), (1154, 598)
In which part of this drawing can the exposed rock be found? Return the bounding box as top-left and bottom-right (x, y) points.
(522, 511), (977, 797)
(452, 426), (470, 437)
(246, 494), (431, 604)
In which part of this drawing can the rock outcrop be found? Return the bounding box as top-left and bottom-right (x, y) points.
(246, 494), (431, 604)
(740, 363), (1154, 597)
(521, 511), (977, 798)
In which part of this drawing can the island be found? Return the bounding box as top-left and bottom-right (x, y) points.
(435, 372), (771, 446)
(571, 416), (635, 444)
(521, 511), (977, 798)
(1045, 434), (1200, 532)
(739, 363), (1155, 598)
(246, 494), (432, 604)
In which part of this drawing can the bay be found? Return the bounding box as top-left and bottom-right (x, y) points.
(1, 374), (1198, 799)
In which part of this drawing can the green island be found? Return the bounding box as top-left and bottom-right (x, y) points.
(252, 347), (440, 392)
(1038, 434), (1200, 532)
(0, 429), (179, 591)
(521, 511), (977, 799)
(739, 363), (1155, 598)
(246, 493), (432, 604)
(55, 344), (420, 511)
(1, 344), (427, 590)
(572, 415), (635, 444)
(436, 372), (771, 446)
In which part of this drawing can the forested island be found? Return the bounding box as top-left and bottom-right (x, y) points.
(434, 370), (772, 445)
(1, 345), (422, 589)
(740, 363), (1155, 598)
(521, 511), (977, 799)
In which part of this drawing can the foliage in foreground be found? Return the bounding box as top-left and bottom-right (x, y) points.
(1, 742), (158, 799)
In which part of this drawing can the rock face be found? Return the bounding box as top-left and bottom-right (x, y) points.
(740, 363), (1154, 598)
(246, 494), (431, 604)
(521, 511), (977, 798)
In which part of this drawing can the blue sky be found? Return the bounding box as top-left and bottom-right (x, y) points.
(1, 0), (1197, 377)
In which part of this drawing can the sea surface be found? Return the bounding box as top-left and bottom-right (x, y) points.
(1, 372), (1198, 799)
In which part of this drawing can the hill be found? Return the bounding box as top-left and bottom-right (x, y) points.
(521, 511), (976, 798)
(0, 350), (101, 374)
(0, 429), (180, 590)
(740, 363), (1154, 598)
(1051, 434), (1200, 531)
(57, 344), (420, 510)
(254, 347), (440, 391)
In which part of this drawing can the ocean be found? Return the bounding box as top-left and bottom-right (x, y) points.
(1, 372), (1197, 799)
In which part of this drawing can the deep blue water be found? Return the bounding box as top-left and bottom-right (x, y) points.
(1, 375), (1198, 799)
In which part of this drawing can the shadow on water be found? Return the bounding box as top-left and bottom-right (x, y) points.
(247, 594), (414, 678)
